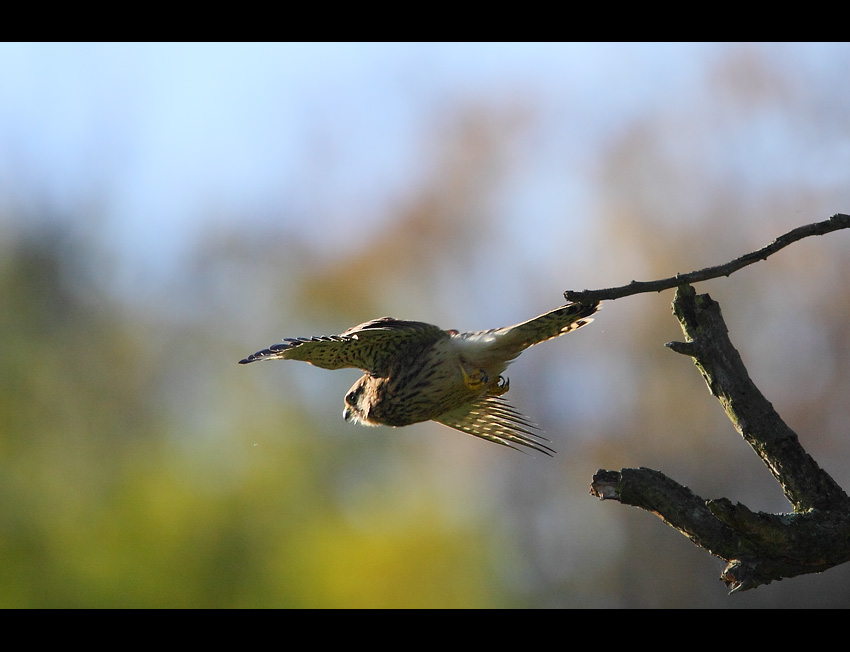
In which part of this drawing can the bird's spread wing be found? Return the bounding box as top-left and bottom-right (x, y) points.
(238, 318), (448, 375)
(434, 395), (555, 456)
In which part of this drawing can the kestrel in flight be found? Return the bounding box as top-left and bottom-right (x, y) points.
(239, 302), (599, 455)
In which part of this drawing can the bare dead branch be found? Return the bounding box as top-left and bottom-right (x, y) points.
(590, 284), (850, 592)
(668, 284), (848, 512)
(590, 467), (850, 593)
(564, 213), (850, 303)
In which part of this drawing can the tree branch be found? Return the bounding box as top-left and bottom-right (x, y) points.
(668, 284), (848, 513)
(590, 467), (850, 593)
(564, 213), (850, 303)
(590, 284), (850, 592)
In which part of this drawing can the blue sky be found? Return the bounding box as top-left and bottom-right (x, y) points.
(0, 45), (691, 242)
(1, 43), (846, 288)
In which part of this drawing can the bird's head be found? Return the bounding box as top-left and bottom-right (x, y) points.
(343, 376), (379, 426)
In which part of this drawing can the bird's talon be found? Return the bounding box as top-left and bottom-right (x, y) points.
(490, 375), (510, 396)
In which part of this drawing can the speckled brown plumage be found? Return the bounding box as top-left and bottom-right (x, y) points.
(239, 302), (599, 455)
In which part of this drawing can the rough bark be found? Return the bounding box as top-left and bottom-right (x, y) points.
(589, 286), (850, 592)
(569, 214), (850, 593)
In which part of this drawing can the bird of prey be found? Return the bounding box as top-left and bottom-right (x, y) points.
(239, 302), (599, 455)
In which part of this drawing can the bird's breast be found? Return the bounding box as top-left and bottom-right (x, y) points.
(367, 344), (480, 427)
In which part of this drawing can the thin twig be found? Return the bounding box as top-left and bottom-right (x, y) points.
(565, 213), (850, 303)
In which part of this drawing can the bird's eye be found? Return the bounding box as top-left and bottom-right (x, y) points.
(345, 391), (358, 406)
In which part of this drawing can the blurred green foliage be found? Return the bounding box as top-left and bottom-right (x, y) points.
(0, 228), (517, 608)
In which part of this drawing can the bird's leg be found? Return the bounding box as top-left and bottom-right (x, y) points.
(488, 375), (510, 396)
(459, 358), (489, 391)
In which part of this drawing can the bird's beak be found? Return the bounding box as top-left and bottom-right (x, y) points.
(343, 407), (352, 422)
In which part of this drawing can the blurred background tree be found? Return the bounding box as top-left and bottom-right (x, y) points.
(1, 43), (849, 607)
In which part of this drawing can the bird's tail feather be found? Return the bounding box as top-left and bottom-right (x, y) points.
(492, 301), (600, 360)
